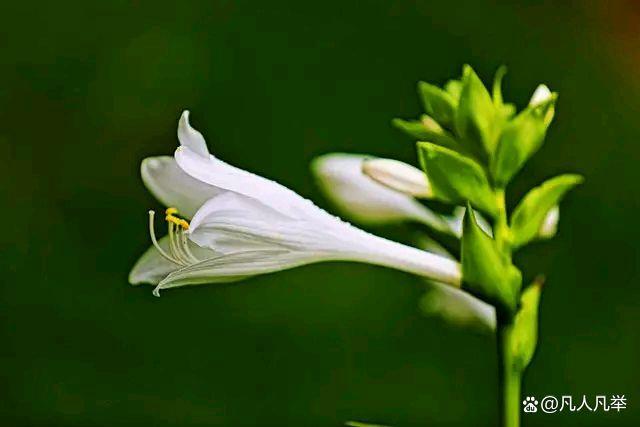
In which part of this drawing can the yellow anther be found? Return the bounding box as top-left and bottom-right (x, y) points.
(165, 214), (190, 230)
(166, 207), (179, 215)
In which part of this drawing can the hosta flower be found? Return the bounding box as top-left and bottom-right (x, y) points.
(130, 111), (461, 295)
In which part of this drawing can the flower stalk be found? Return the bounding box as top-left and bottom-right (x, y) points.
(497, 318), (521, 427)
(493, 189), (522, 427)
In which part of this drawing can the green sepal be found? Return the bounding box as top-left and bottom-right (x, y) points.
(491, 94), (558, 187)
(418, 142), (497, 216)
(510, 174), (583, 248)
(461, 205), (522, 315)
(418, 81), (457, 128)
(510, 278), (543, 372)
(455, 65), (499, 157)
(392, 117), (458, 149)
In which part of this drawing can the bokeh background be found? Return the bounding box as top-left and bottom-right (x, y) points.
(1, 0), (639, 426)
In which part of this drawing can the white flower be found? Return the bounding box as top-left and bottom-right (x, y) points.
(311, 153), (452, 233)
(130, 111), (462, 295)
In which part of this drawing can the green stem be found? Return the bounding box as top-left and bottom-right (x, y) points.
(493, 187), (520, 427)
(494, 188), (509, 254)
(497, 320), (521, 427)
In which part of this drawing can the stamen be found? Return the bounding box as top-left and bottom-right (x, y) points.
(179, 228), (200, 263)
(167, 221), (189, 265)
(148, 211), (183, 265)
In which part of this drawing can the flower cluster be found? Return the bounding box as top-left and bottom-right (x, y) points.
(129, 66), (581, 341)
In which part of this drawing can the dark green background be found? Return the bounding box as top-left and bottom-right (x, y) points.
(1, 1), (638, 426)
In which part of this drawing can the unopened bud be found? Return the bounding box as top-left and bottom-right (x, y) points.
(529, 84), (552, 106)
(362, 158), (432, 198)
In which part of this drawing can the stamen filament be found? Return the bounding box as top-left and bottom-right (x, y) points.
(148, 211), (183, 265)
(167, 222), (189, 265)
(180, 229), (201, 263)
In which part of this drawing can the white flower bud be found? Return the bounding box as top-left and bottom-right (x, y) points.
(362, 158), (432, 198)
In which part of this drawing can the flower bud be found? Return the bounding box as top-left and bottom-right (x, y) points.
(362, 158), (432, 198)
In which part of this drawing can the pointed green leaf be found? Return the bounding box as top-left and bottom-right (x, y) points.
(418, 81), (457, 127)
(455, 65), (499, 156)
(491, 94), (558, 187)
(418, 142), (497, 216)
(511, 174), (583, 248)
(461, 206), (521, 315)
(392, 117), (458, 149)
(510, 278), (543, 371)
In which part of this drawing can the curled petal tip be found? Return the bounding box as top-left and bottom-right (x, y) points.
(177, 110), (209, 158)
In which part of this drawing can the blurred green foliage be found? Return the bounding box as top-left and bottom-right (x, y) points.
(0, 0), (638, 426)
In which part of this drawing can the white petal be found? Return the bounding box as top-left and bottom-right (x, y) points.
(188, 192), (303, 253)
(141, 156), (221, 218)
(185, 191), (461, 288)
(178, 110), (209, 158)
(154, 249), (329, 295)
(129, 236), (180, 285)
(129, 235), (217, 285)
(311, 153), (450, 232)
(538, 205), (559, 239)
(420, 281), (496, 331)
(362, 158), (432, 198)
(175, 123), (319, 219)
(529, 84), (552, 106)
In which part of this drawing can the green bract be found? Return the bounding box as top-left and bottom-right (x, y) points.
(491, 95), (558, 187)
(392, 116), (458, 149)
(510, 174), (583, 248)
(509, 279), (543, 372)
(418, 81), (457, 127)
(461, 205), (521, 315)
(455, 65), (498, 158)
(418, 142), (497, 216)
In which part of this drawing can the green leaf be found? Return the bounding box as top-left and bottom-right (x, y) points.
(461, 205), (522, 315)
(455, 65), (499, 156)
(510, 174), (583, 248)
(392, 117), (458, 149)
(490, 94), (558, 187)
(418, 81), (457, 127)
(417, 142), (497, 216)
(510, 277), (543, 372)
(444, 79), (463, 102)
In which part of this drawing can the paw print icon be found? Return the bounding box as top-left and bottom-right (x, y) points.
(523, 396), (539, 413)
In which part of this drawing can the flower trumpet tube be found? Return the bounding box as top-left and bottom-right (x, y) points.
(129, 111), (461, 295)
